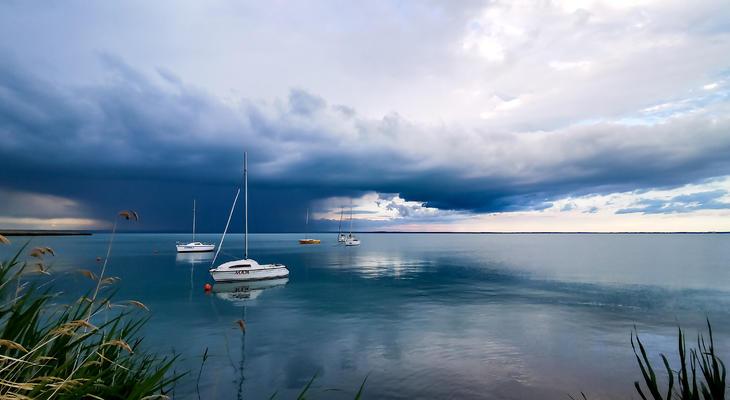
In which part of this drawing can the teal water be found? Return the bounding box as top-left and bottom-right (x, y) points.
(3, 233), (730, 399)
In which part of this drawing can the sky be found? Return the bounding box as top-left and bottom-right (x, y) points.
(2, 0), (730, 232)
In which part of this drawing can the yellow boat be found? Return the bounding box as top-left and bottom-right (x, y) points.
(299, 208), (320, 244)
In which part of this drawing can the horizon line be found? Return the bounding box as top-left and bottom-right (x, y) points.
(3, 229), (730, 236)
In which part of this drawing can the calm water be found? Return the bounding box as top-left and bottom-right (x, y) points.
(3, 233), (730, 399)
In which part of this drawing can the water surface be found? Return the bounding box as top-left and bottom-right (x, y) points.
(4, 233), (730, 399)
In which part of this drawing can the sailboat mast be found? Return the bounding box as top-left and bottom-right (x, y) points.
(244, 152), (248, 259)
(192, 199), (196, 242)
(338, 208), (343, 235)
(349, 205), (353, 234)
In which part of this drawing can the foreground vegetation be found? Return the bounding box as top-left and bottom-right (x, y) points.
(0, 215), (180, 399)
(631, 321), (726, 400)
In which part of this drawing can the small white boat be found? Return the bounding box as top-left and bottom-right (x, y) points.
(344, 206), (360, 246)
(177, 199), (215, 253)
(176, 241), (215, 252)
(209, 152), (290, 282)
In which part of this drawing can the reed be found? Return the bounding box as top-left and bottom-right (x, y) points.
(632, 321), (726, 400)
(577, 323), (728, 399)
(0, 216), (181, 399)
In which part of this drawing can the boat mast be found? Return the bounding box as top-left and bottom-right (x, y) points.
(192, 199), (196, 242)
(338, 208), (343, 236)
(244, 152), (248, 259)
(349, 205), (353, 235)
(305, 208), (309, 237)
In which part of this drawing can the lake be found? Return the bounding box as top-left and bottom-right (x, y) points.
(3, 233), (730, 399)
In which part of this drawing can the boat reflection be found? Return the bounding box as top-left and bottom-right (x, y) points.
(212, 277), (289, 302)
(175, 251), (213, 265)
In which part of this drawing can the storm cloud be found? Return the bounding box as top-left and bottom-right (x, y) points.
(1, 1), (730, 231)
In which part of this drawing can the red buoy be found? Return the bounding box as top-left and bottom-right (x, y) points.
(204, 284), (211, 291)
(96, 257), (101, 262)
(154, 250), (158, 254)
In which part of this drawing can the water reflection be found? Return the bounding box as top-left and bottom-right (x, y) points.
(175, 251), (214, 298)
(211, 278), (288, 400)
(320, 250), (429, 279)
(213, 278), (289, 303)
(174, 251), (213, 265)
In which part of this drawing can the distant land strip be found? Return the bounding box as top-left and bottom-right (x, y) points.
(6, 231), (727, 236)
(352, 231), (730, 234)
(0, 230), (92, 236)
(146, 231), (730, 234)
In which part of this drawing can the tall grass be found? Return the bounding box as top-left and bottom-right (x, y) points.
(633, 321), (726, 400)
(0, 213), (181, 399)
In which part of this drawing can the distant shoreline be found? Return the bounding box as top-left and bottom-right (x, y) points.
(62, 230), (730, 235)
(3, 230), (728, 236)
(359, 231), (730, 234)
(0, 230), (92, 236)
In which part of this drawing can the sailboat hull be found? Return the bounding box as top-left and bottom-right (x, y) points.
(299, 239), (320, 244)
(176, 243), (215, 252)
(209, 259), (290, 282)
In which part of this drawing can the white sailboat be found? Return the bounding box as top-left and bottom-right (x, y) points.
(345, 205), (360, 246)
(337, 207), (346, 242)
(299, 208), (320, 244)
(176, 199), (215, 253)
(209, 153), (290, 282)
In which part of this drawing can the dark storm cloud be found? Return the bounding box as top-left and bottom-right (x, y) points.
(3, 56), (730, 230)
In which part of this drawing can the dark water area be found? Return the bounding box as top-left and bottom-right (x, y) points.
(3, 233), (730, 399)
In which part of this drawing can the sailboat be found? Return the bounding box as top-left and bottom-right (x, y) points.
(299, 208), (320, 244)
(209, 153), (290, 282)
(176, 199), (215, 252)
(345, 205), (360, 246)
(337, 207), (346, 242)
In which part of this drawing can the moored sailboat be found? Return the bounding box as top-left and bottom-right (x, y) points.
(299, 208), (321, 244)
(209, 153), (290, 282)
(176, 199), (215, 252)
(337, 207), (346, 242)
(345, 205), (360, 246)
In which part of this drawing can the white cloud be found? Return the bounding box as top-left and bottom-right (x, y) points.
(548, 177), (730, 215)
(5, 0), (728, 127)
(548, 60), (592, 71)
(313, 192), (463, 222)
(307, 178), (730, 232)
